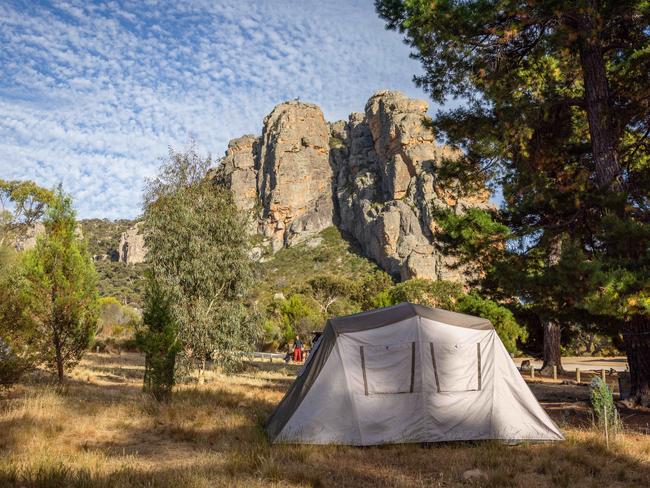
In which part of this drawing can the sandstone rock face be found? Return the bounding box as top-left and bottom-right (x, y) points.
(118, 222), (147, 264)
(215, 101), (334, 252)
(258, 101), (334, 251)
(333, 91), (488, 281)
(218, 135), (259, 213)
(219, 91), (490, 283)
(13, 222), (85, 252)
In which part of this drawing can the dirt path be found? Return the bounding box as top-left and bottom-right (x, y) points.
(515, 356), (628, 371)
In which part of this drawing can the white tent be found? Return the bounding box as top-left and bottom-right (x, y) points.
(265, 302), (563, 445)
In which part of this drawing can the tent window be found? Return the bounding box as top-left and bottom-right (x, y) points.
(359, 342), (416, 395)
(430, 343), (482, 392)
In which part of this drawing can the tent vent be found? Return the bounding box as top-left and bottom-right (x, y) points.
(430, 342), (441, 393)
(477, 343), (482, 391)
(360, 346), (368, 396)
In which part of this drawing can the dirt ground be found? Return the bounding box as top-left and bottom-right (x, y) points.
(1, 352), (649, 488)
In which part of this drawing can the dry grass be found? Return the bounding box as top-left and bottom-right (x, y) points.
(1, 353), (649, 487)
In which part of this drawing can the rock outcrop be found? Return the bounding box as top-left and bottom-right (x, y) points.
(258, 101), (334, 251)
(118, 222), (147, 264)
(214, 101), (335, 252)
(12, 222), (45, 251)
(218, 91), (490, 282)
(333, 91), (487, 281)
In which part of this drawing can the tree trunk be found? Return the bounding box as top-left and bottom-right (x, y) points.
(541, 235), (564, 375)
(622, 315), (650, 407)
(541, 319), (563, 374)
(197, 358), (206, 385)
(576, 4), (622, 190)
(52, 321), (65, 384)
(55, 339), (65, 384)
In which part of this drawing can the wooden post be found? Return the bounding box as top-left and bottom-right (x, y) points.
(601, 369), (606, 383)
(576, 368), (581, 383)
(603, 403), (609, 449)
(553, 365), (557, 380)
(531, 366), (535, 379)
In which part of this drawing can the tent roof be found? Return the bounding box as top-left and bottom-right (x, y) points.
(328, 302), (493, 335)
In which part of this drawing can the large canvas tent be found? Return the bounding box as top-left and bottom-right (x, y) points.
(265, 302), (563, 445)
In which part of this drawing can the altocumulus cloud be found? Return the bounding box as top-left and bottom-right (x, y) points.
(0, 0), (429, 219)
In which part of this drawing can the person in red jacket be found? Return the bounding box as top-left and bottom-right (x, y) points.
(293, 335), (303, 362)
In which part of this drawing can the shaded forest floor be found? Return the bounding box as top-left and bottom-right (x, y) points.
(1, 353), (649, 487)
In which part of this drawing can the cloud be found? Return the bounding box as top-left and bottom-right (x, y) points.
(0, 0), (432, 219)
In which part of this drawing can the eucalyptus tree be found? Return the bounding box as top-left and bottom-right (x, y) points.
(141, 146), (257, 388)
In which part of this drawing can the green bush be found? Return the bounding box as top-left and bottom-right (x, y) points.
(136, 275), (179, 402)
(456, 292), (528, 354)
(0, 341), (29, 389)
(378, 279), (464, 310)
(590, 376), (621, 432)
(279, 294), (323, 344)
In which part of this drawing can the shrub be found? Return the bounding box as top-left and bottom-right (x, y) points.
(456, 292), (528, 354)
(279, 294), (323, 344)
(0, 340), (29, 389)
(95, 296), (141, 340)
(136, 275), (179, 402)
(590, 376), (621, 432)
(382, 279), (464, 309)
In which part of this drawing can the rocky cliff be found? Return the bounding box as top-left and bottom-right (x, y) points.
(216, 90), (490, 282)
(12, 222), (45, 251)
(217, 101), (335, 252)
(117, 222), (147, 264)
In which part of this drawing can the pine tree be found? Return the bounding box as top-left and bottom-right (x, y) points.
(0, 180), (53, 386)
(21, 188), (98, 383)
(377, 0), (650, 402)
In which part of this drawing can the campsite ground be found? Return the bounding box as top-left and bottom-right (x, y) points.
(1, 353), (649, 487)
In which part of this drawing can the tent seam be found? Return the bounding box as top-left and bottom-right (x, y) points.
(489, 331), (496, 437)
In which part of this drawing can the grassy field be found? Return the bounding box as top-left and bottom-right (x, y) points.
(1, 353), (649, 487)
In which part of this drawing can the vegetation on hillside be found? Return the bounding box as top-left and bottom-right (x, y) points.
(253, 226), (393, 349)
(253, 228), (528, 355)
(79, 218), (133, 259)
(78, 218), (146, 307)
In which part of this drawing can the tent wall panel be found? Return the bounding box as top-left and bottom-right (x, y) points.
(276, 340), (361, 444)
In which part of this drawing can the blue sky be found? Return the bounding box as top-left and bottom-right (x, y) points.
(0, 0), (434, 219)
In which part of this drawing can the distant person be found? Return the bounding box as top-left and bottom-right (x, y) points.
(284, 342), (294, 364)
(293, 335), (303, 362)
